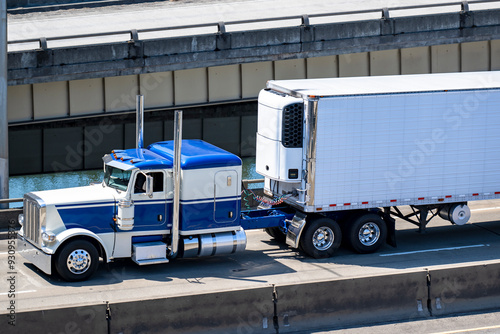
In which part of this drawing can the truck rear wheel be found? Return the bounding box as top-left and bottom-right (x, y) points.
(348, 213), (387, 254)
(55, 240), (99, 282)
(300, 217), (341, 259)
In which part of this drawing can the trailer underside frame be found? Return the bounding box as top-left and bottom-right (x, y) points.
(385, 205), (441, 234)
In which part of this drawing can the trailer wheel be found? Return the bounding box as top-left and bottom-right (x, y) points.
(300, 217), (341, 259)
(55, 240), (99, 282)
(264, 227), (286, 243)
(348, 213), (387, 254)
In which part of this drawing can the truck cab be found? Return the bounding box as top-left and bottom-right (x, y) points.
(18, 139), (246, 281)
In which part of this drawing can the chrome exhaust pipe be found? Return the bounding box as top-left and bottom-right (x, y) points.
(136, 95), (144, 150)
(170, 110), (183, 259)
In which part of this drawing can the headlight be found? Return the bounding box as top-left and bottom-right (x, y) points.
(18, 214), (24, 226)
(42, 230), (56, 243)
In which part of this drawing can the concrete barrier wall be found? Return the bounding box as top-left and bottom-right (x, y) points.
(429, 262), (500, 316)
(7, 262), (500, 333)
(276, 271), (429, 332)
(110, 287), (274, 334)
(8, 304), (108, 333)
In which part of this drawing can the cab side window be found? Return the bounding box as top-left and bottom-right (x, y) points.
(134, 173), (146, 193)
(134, 172), (164, 193)
(150, 172), (164, 192)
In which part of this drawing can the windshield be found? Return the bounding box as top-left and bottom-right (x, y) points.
(104, 166), (132, 191)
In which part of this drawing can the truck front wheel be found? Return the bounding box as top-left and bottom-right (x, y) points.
(300, 217), (341, 259)
(55, 240), (99, 282)
(348, 213), (387, 254)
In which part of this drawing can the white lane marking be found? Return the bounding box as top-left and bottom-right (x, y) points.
(431, 324), (500, 334)
(379, 244), (488, 257)
(471, 206), (500, 212)
(0, 290), (36, 296)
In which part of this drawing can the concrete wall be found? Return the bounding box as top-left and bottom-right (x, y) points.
(8, 103), (257, 175)
(8, 39), (500, 123)
(6, 39), (500, 175)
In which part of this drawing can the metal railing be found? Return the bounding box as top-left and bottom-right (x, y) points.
(7, 0), (500, 51)
(242, 179), (264, 188)
(0, 198), (22, 204)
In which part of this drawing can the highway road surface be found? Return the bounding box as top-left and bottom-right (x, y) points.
(1, 199), (500, 332)
(313, 310), (500, 333)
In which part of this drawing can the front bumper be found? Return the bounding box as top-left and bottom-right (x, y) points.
(17, 234), (52, 275)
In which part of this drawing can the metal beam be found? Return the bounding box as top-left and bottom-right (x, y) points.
(0, 0), (7, 208)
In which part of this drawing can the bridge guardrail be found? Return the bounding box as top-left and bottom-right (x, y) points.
(0, 198), (22, 204)
(7, 0), (500, 51)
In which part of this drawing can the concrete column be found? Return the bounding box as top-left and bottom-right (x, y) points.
(0, 0), (7, 207)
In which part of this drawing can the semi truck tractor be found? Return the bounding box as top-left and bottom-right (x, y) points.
(18, 71), (500, 281)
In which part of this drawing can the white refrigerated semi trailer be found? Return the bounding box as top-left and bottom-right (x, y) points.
(256, 71), (500, 254)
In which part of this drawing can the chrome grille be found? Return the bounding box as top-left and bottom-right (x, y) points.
(23, 194), (46, 246)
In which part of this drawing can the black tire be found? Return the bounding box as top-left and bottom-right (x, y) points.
(300, 217), (342, 259)
(264, 226), (287, 243)
(55, 240), (99, 282)
(348, 213), (387, 254)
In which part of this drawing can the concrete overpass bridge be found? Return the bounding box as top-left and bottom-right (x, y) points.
(5, 0), (500, 175)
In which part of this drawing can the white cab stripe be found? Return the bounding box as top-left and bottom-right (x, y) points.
(58, 203), (114, 210)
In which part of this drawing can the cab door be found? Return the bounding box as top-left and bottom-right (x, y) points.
(131, 171), (168, 230)
(214, 170), (239, 223)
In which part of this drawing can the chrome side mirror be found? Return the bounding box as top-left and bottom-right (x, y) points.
(145, 175), (153, 197)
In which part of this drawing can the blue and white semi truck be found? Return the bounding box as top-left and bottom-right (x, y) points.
(18, 71), (500, 281)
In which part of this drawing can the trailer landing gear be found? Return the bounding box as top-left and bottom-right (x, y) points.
(388, 205), (440, 234)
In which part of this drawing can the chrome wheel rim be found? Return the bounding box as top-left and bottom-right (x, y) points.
(67, 249), (91, 274)
(312, 226), (334, 251)
(358, 222), (380, 246)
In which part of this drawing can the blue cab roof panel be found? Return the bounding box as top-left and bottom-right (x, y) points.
(110, 148), (173, 169)
(109, 140), (241, 170)
(148, 140), (242, 170)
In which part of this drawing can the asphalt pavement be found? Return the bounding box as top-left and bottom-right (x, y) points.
(1, 199), (500, 330)
(311, 310), (500, 334)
